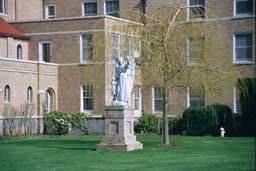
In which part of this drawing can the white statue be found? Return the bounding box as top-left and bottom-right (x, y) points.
(112, 56), (135, 106)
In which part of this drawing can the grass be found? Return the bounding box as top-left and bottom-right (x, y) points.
(0, 135), (255, 171)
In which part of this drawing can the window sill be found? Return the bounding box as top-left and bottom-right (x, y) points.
(80, 61), (94, 65)
(187, 17), (205, 23)
(232, 14), (254, 20)
(153, 111), (163, 115)
(83, 14), (98, 17)
(0, 13), (8, 17)
(233, 61), (254, 65)
(81, 110), (94, 115)
(45, 17), (56, 20)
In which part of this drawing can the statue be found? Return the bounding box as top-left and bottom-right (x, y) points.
(112, 56), (135, 106)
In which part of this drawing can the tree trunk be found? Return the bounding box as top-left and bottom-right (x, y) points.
(162, 86), (169, 144)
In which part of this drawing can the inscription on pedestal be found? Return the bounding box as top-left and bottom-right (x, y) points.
(110, 121), (119, 135)
(127, 121), (131, 134)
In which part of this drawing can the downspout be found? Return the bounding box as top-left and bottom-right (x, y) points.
(6, 37), (8, 58)
(37, 47), (41, 133)
(14, 0), (17, 21)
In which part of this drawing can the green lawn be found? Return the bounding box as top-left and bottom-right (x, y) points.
(0, 135), (255, 171)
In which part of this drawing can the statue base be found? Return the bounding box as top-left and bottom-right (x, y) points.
(96, 105), (143, 151)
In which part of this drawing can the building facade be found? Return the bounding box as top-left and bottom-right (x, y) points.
(0, 0), (255, 135)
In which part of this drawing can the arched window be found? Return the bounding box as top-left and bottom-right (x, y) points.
(17, 44), (23, 59)
(4, 85), (10, 103)
(27, 87), (33, 103)
(45, 88), (55, 113)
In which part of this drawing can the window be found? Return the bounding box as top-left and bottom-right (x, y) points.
(46, 88), (55, 113)
(153, 87), (164, 113)
(45, 5), (56, 19)
(81, 34), (93, 63)
(235, 0), (253, 15)
(27, 87), (33, 103)
(0, 0), (5, 14)
(188, 87), (205, 107)
(124, 36), (131, 57)
(106, 0), (119, 17)
(112, 33), (120, 59)
(189, 0), (205, 19)
(188, 37), (205, 64)
(83, 0), (97, 16)
(234, 86), (241, 113)
(4, 85), (10, 103)
(234, 33), (253, 63)
(17, 45), (22, 59)
(39, 41), (52, 62)
(134, 86), (142, 112)
(81, 85), (93, 111)
(134, 39), (141, 58)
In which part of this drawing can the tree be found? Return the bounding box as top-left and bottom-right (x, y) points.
(116, 4), (236, 144)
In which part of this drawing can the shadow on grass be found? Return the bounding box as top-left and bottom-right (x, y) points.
(0, 138), (99, 151)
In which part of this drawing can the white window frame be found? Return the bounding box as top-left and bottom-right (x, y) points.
(187, 87), (205, 107)
(187, 87), (190, 107)
(39, 41), (52, 63)
(134, 86), (142, 115)
(17, 44), (23, 60)
(27, 87), (33, 103)
(80, 34), (93, 64)
(45, 89), (55, 113)
(234, 86), (241, 114)
(82, 0), (97, 16)
(152, 87), (164, 113)
(187, 37), (205, 65)
(0, 0), (5, 15)
(4, 85), (10, 103)
(233, 32), (254, 64)
(80, 85), (94, 113)
(45, 5), (56, 19)
(134, 39), (141, 58)
(187, 0), (206, 21)
(234, 0), (254, 16)
(112, 33), (120, 60)
(105, 0), (119, 17)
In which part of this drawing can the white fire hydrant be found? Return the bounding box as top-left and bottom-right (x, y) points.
(220, 127), (226, 137)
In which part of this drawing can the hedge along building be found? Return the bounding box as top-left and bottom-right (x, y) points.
(0, 0), (255, 135)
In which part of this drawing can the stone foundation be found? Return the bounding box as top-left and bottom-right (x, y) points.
(96, 106), (143, 151)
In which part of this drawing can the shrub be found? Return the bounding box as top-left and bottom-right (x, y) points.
(44, 112), (70, 135)
(208, 103), (234, 136)
(238, 78), (256, 136)
(70, 113), (87, 129)
(135, 113), (159, 134)
(168, 117), (185, 135)
(204, 106), (218, 136)
(183, 107), (206, 136)
(70, 113), (89, 134)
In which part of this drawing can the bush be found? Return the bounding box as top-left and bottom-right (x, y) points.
(44, 112), (89, 135)
(70, 113), (87, 129)
(44, 112), (70, 135)
(70, 113), (89, 134)
(204, 106), (218, 136)
(208, 103), (234, 136)
(135, 113), (159, 134)
(183, 107), (206, 136)
(238, 78), (256, 136)
(168, 117), (185, 135)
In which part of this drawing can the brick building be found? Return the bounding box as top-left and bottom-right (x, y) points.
(0, 0), (255, 135)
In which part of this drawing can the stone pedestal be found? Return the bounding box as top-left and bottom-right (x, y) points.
(97, 106), (143, 151)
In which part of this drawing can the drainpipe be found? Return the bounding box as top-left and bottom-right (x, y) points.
(15, 0), (17, 21)
(6, 37), (8, 58)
